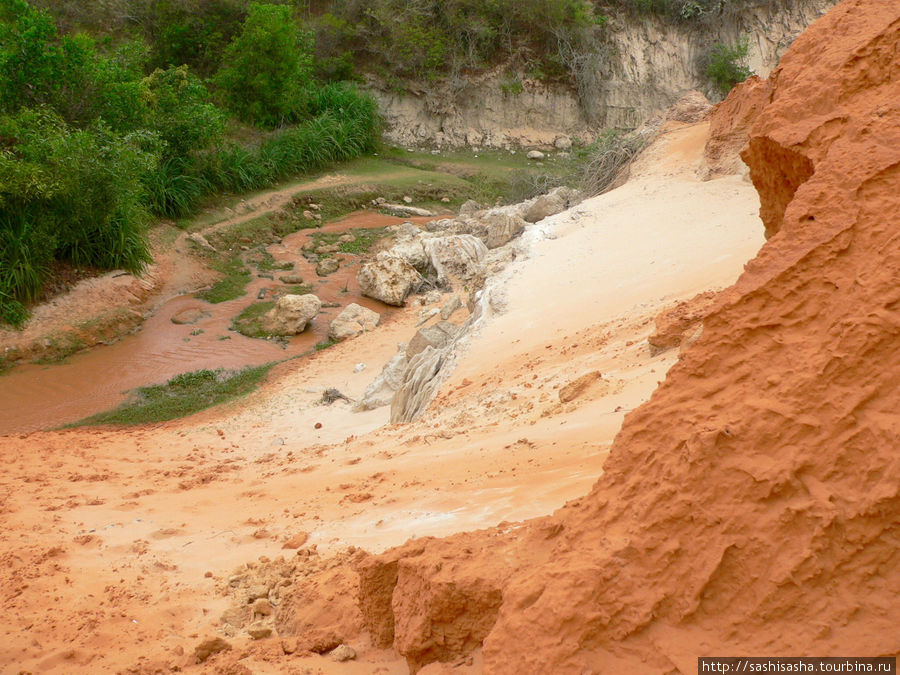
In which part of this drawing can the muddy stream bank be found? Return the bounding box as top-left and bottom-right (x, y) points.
(0, 212), (427, 434)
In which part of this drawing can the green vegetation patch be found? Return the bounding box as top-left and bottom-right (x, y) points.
(247, 249), (293, 272)
(206, 212), (318, 251)
(198, 256), (251, 304)
(231, 301), (275, 339)
(705, 39), (754, 96)
(69, 364), (275, 427)
(310, 227), (390, 257)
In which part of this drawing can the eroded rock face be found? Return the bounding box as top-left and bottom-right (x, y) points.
(354, 347), (409, 411)
(406, 321), (459, 360)
(328, 303), (380, 341)
(647, 290), (718, 352)
(357, 253), (421, 306)
(522, 186), (580, 223)
(480, 212), (527, 249)
(263, 294), (321, 335)
(355, 2), (900, 671)
(701, 75), (772, 180)
(422, 235), (488, 286)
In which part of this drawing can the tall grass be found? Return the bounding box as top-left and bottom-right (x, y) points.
(151, 84), (381, 218)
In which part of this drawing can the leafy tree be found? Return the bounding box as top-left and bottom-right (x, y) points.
(214, 2), (314, 127)
(705, 39), (753, 95)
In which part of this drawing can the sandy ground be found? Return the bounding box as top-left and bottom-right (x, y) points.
(0, 121), (766, 673)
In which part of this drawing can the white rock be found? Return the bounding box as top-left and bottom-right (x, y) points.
(523, 186), (580, 223)
(527, 150), (545, 160)
(422, 235), (488, 286)
(263, 294), (321, 335)
(328, 303), (381, 341)
(357, 253), (421, 306)
(354, 347), (409, 411)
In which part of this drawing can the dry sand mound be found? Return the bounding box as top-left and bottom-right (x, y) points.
(355, 1), (900, 671)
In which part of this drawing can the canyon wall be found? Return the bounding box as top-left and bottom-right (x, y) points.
(371, 0), (837, 148)
(355, 0), (900, 671)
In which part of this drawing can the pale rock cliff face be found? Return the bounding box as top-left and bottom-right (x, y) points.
(371, 0), (837, 149)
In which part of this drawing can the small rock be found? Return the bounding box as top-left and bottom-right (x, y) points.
(317, 244), (340, 254)
(424, 289), (442, 304)
(440, 197), (451, 203)
(314, 422), (322, 429)
(357, 253), (421, 306)
(251, 599), (274, 616)
(383, 204), (434, 218)
(402, 195), (413, 204)
(338, 233), (355, 243)
(316, 258), (340, 276)
(280, 274), (304, 284)
(354, 362), (366, 373)
(458, 199), (482, 216)
(282, 532), (309, 549)
(308, 203), (321, 210)
(559, 371), (603, 403)
(257, 289), (267, 300)
(417, 308), (439, 325)
(328, 644), (357, 662)
(440, 295), (462, 320)
(319, 388), (350, 405)
(187, 232), (217, 252)
(262, 294), (322, 335)
(245, 585), (269, 602)
(329, 303), (381, 341)
(527, 150), (545, 160)
(303, 210), (315, 220)
(407, 321), (459, 359)
(247, 624), (272, 640)
(171, 308), (210, 325)
(194, 637), (231, 663)
(554, 136), (573, 150)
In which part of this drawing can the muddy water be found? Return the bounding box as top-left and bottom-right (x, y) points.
(0, 212), (428, 434)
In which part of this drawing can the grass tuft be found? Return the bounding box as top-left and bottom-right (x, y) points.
(198, 256), (251, 303)
(69, 364), (275, 427)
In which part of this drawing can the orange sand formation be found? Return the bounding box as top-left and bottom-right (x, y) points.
(0, 1), (896, 672)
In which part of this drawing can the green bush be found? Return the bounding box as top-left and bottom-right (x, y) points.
(312, 0), (605, 85)
(705, 39), (753, 95)
(0, 1), (380, 326)
(0, 110), (154, 301)
(214, 2), (314, 127)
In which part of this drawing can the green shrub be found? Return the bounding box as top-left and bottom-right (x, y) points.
(313, 0), (605, 85)
(0, 109), (154, 315)
(214, 2), (314, 127)
(705, 39), (753, 95)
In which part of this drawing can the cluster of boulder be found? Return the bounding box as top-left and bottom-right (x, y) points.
(256, 185), (580, 422)
(352, 186), (580, 421)
(356, 186), (580, 308)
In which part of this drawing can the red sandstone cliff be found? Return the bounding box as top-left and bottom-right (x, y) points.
(355, 1), (900, 671)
